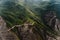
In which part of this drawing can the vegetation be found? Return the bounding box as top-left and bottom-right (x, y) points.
(0, 0), (60, 40)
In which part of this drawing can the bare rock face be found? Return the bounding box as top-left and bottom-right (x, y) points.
(0, 16), (19, 40)
(18, 22), (41, 40)
(0, 31), (19, 40)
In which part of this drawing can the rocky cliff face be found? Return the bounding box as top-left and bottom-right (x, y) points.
(17, 22), (41, 40)
(0, 16), (19, 40)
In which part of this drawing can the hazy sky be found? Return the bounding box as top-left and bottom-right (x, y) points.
(42, 0), (50, 1)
